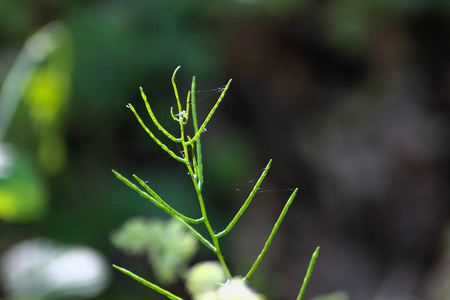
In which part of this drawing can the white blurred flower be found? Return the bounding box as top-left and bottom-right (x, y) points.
(185, 261), (227, 296)
(0, 238), (111, 299)
(191, 274), (266, 300)
(215, 277), (265, 300)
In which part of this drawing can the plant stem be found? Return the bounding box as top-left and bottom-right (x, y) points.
(217, 160), (272, 238)
(172, 72), (232, 279)
(115, 67), (319, 299)
(244, 188), (298, 280)
(133, 174), (202, 224)
(140, 87), (181, 142)
(172, 66), (183, 115)
(127, 104), (186, 164)
(297, 247), (320, 300)
(188, 79), (232, 145)
(190, 76), (204, 190)
(175, 217), (216, 252)
(113, 265), (183, 300)
(190, 158), (232, 279)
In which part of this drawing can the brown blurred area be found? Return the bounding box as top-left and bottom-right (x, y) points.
(222, 4), (450, 299)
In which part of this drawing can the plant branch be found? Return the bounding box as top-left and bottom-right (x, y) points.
(112, 170), (163, 209)
(216, 160), (272, 238)
(190, 76), (204, 189)
(297, 247), (320, 300)
(113, 68), (317, 298)
(188, 79), (232, 145)
(133, 174), (202, 224)
(127, 103), (186, 164)
(175, 217), (216, 252)
(244, 188), (298, 280)
(140, 87), (181, 142)
(172, 66), (183, 118)
(113, 265), (183, 300)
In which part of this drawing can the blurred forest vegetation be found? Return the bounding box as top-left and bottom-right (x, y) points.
(1, 0), (450, 299)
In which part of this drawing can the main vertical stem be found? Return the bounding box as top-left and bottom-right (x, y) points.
(182, 137), (231, 278)
(191, 76), (203, 190)
(194, 188), (232, 279)
(188, 78), (231, 279)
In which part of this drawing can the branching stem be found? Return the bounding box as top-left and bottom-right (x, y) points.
(216, 159), (272, 238)
(244, 188), (298, 280)
(113, 67), (316, 299)
(297, 247), (320, 300)
(113, 265), (183, 300)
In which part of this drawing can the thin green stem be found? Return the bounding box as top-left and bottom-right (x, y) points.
(132, 174), (166, 206)
(140, 87), (181, 142)
(297, 247), (320, 300)
(170, 106), (179, 122)
(114, 170), (204, 225)
(114, 68), (317, 299)
(176, 74), (232, 278)
(170, 74), (232, 275)
(172, 66), (183, 117)
(188, 165), (232, 278)
(216, 160), (272, 238)
(133, 174), (201, 224)
(119, 68), (318, 290)
(113, 265), (183, 300)
(174, 217), (216, 253)
(244, 188), (298, 280)
(114, 170), (213, 253)
(188, 79), (232, 145)
(187, 155), (233, 278)
(112, 170), (164, 210)
(190, 76), (204, 189)
(184, 91), (190, 125)
(213, 237), (231, 279)
(190, 143), (199, 180)
(127, 103), (186, 164)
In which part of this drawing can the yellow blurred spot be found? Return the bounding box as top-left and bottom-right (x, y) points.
(0, 188), (19, 221)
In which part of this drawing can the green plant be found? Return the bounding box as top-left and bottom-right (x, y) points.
(112, 66), (319, 299)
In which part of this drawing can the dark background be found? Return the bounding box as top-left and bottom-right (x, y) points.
(1, 1), (450, 299)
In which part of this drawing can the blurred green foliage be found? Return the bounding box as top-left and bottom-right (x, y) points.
(111, 217), (198, 285)
(0, 145), (47, 222)
(0, 22), (72, 223)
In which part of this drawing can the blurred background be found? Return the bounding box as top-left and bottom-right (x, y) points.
(1, 0), (450, 299)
